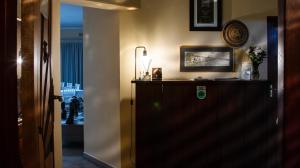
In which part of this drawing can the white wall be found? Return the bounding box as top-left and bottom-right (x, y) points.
(119, 0), (277, 167)
(83, 8), (121, 168)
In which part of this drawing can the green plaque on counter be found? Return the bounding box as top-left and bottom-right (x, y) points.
(196, 86), (207, 100)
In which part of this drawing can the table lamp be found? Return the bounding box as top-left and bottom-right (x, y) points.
(135, 46), (152, 80)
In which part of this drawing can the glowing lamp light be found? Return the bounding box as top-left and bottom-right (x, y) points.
(134, 46), (152, 80)
(127, 7), (138, 10)
(141, 54), (152, 75)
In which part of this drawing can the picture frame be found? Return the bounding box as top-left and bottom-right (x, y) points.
(152, 68), (162, 80)
(180, 46), (234, 72)
(190, 0), (222, 31)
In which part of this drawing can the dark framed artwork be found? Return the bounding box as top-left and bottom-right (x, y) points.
(180, 46), (234, 72)
(190, 0), (222, 31)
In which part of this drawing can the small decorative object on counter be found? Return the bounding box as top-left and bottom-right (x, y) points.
(141, 54), (152, 81)
(143, 72), (151, 81)
(196, 86), (207, 100)
(241, 62), (252, 80)
(152, 68), (162, 80)
(247, 46), (266, 80)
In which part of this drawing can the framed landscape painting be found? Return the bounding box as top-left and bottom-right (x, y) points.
(180, 46), (234, 72)
(190, 0), (222, 31)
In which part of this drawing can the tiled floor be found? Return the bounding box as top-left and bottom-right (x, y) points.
(63, 148), (102, 168)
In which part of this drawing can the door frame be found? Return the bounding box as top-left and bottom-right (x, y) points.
(277, 0), (285, 165)
(52, 1), (63, 167)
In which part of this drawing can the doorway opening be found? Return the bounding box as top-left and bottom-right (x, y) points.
(58, 2), (122, 167)
(60, 3), (88, 167)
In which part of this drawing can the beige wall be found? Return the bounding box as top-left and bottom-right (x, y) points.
(52, 0), (63, 168)
(120, 0), (278, 82)
(90, 0), (140, 7)
(83, 8), (121, 168)
(119, 0), (277, 167)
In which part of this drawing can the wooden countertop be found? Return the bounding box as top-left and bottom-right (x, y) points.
(132, 79), (269, 84)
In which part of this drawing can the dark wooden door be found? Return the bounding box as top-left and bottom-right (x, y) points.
(163, 83), (220, 168)
(219, 82), (279, 168)
(218, 83), (247, 168)
(21, 0), (55, 167)
(283, 0), (300, 167)
(0, 0), (19, 167)
(243, 83), (279, 168)
(39, 0), (56, 167)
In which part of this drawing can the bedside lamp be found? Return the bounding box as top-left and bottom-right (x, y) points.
(135, 46), (152, 80)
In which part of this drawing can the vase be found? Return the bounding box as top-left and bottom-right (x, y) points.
(252, 63), (260, 80)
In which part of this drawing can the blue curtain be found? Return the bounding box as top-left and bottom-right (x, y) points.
(61, 40), (83, 89)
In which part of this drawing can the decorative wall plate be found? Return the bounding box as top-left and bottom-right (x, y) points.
(222, 20), (249, 48)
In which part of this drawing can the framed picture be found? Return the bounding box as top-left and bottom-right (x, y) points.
(180, 46), (234, 72)
(190, 0), (222, 31)
(152, 68), (162, 80)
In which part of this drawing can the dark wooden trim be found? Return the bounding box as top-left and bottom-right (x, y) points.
(0, 0), (20, 167)
(267, 16), (278, 89)
(267, 15), (282, 167)
(132, 80), (269, 85)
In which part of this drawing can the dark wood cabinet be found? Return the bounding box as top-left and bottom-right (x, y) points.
(162, 83), (220, 168)
(134, 80), (279, 168)
(136, 83), (165, 168)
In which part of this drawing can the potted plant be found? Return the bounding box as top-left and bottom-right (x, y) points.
(247, 46), (266, 80)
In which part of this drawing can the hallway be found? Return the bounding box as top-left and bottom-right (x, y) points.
(63, 148), (103, 168)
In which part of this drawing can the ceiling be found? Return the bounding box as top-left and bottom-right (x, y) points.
(61, 0), (140, 10)
(60, 3), (83, 28)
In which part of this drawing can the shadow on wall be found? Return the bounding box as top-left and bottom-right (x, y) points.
(232, 8), (278, 79)
(120, 98), (135, 168)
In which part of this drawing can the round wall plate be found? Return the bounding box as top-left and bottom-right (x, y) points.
(222, 20), (249, 48)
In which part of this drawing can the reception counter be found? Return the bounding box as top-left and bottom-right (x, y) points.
(132, 80), (279, 168)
